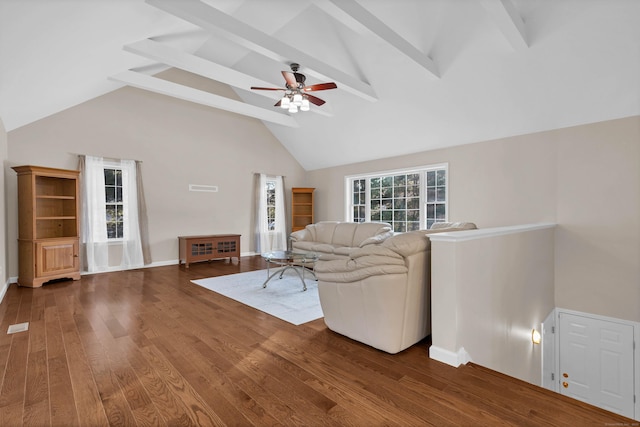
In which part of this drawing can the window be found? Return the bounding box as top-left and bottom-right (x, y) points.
(266, 179), (277, 231)
(80, 155), (148, 273)
(104, 168), (124, 239)
(257, 174), (286, 252)
(346, 164), (448, 232)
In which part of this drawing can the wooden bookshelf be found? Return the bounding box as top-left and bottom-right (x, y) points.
(13, 165), (81, 287)
(291, 187), (314, 231)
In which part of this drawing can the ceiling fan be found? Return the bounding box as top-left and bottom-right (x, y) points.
(250, 63), (337, 113)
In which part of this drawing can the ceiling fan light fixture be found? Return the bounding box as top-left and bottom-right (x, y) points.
(251, 63), (337, 113)
(300, 98), (310, 111)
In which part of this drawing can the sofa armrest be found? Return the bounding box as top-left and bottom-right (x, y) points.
(315, 256), (407, 283)
(358, 230), (394, 247)
(289, 228), (309, 242)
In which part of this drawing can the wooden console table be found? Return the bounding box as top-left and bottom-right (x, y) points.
(178, 234), (240, 268)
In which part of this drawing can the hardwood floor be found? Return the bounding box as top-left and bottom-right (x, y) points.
(0, 256), (634, 426)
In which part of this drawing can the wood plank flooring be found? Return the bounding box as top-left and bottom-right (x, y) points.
(0, 256), (635, 426)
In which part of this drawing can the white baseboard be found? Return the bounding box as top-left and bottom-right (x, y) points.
(0, 280), (9, 304)
(429, 345), (472, 367)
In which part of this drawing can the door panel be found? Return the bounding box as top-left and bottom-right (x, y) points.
(559, 312), (634, 418)
(36, 240), (79, 276)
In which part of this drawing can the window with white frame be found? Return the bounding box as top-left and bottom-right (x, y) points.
(104, 167), (124, 239)
(346, 164), (448, 232)
(265, 179), (277, 231)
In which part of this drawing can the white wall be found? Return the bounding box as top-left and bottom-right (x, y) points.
(0, 117), (7, 300)
(6, 69), (308, 277)
(430, 224), (556, 385)
(307, 116), (640, 324)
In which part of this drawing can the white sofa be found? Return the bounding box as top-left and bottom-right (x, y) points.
(290, 221), (393, 260)
(314, 222), (477, 354)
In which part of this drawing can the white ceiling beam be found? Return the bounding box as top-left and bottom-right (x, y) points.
(479, 0), (528, 50)
(109, 70), (298, 128)
(123, 39), (333, 117)
(318, 0), (439, 79)
(146, 0), (377, 102)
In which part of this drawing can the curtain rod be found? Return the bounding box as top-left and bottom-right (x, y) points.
(72, 153), (143, 163)
(253, 172), (286, 177)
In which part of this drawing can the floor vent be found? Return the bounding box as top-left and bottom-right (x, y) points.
(7, 322), (29, 334)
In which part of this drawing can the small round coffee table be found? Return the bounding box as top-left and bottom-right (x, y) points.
(261, 250), (319, 291)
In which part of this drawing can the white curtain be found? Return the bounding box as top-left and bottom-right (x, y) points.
(257, 173), (287, 253)
(120, 159), (144, 269)
(79, 155), (145, 272)
(80, 155), (108, 272)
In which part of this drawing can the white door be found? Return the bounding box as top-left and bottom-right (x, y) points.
(559, 312), (635, 418)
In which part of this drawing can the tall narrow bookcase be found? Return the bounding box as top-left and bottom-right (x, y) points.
(13, 165), (81, 287)
(291, 187), (315, 231)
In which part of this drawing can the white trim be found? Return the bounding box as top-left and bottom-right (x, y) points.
(344, 163), (449, 181)
(0, 280), (9, 304)
(429, 346), (472, 367)
(428, 223), (556, 242)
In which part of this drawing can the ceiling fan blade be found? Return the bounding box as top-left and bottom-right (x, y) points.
(282, 71), (298, 88)
(305, 94), (326, 106)
(251, 86), (285, 91)
(304, 82), (337, 92)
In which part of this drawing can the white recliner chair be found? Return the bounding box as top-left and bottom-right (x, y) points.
(314, 222), (477, 354)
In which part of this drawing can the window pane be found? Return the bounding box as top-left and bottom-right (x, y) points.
(393, 211), (406, 221)
(437, 187), (446, 202)
(437, 169), (446, 186)
(105, 187), (116, 203)
(394, 186), (406, 197)
(104, 169), (115, 185)
(408, 222), (420, 231)
(407, 185), (419, 197)
(371, 199), (380, 211)
(371, 188), (380, 199)
(427, 204), (435, 218)
(116, 205), (123, 221)
(407, 198), (419, 209)
(370, 177), (380, 188)
(426, 171), (435, 186)
(381, 187), (392, 198)
(381, 176), (393, 187)
(116, 223), (124, 239)
(393, 198), (406, 210)
(394, 222), (406, 233)
(370, 210), (381, 221)
(393, 175), (406, 186)
(116, 187), (123, 203)
(436, 204), (446, 219)
(382, 199), (393, 210)
(106, 222), (117, 239)
(106, 205), (115, 222)
(427, 188), (436, 202)
(382, 210), (392, 221)
(407, 210), (420, 221)
(407, 174), (420, 185)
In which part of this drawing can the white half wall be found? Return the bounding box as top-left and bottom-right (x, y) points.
(429, 223), (556, 386)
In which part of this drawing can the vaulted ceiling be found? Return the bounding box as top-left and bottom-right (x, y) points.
(1, 0), (639, 170)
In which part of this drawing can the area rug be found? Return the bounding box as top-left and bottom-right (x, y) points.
(191, 269), (323, 325)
